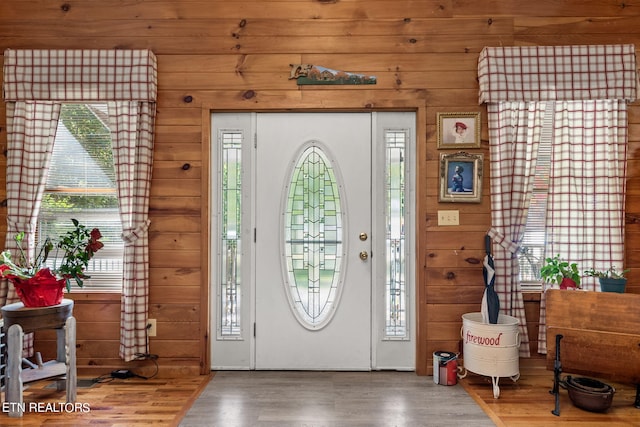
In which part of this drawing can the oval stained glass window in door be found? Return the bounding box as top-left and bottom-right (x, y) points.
(283, 143), (345, 330)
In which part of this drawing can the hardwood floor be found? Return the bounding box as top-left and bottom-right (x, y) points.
(0, 375), (211, 426)
(460, 358), (640, 427)
(1, 359), (639, 426)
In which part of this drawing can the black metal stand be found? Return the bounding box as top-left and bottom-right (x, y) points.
(550, 334), (563, 416)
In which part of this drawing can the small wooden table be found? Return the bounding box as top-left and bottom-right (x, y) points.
(1, 299), (76, 418)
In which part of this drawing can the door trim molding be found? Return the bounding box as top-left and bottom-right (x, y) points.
(201, 92), (428, 374)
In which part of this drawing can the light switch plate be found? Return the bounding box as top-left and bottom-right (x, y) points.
(438, 210), (459, 226)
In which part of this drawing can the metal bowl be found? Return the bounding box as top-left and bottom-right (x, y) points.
(562, 376), (615, 412)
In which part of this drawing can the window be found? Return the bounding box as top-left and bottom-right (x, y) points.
(517, 100), (627, 291)
(38, 103), (123, 290)
(384, 130), (407, 338)
(518, 103), (553, 289)
(219, 130), (243, 337)
(283, 144), (345, 330)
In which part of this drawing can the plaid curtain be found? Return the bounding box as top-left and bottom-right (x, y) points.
(478, 44), (637, 103)
(478, 45), (636, 357)
(2, 49), (157, 362)
(3, 49), (157, 102)
(537, 99), (628, 353)
(486, 102), (547, 357)
(2, 101), (61, 357)
(2, 102), (61, 306)
(109, 101), (155, 361)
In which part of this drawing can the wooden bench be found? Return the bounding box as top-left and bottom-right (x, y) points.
(545, 289), (640, 409)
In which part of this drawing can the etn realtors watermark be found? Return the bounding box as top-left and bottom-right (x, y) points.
(2, 401), (91, 414)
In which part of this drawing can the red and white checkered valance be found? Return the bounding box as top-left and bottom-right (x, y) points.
(478, 44), (637, 103)
(3, 49), (157, 102)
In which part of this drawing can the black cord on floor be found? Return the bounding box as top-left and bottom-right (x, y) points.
(131, 352), (159, 380)
(91, 353), (159, 383)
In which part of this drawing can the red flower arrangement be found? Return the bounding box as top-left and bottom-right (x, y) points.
(0, 219), (104, 306)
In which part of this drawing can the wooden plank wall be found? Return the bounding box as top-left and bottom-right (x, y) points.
(0, 0), (639, 377)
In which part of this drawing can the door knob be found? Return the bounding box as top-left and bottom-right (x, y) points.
(359, 232), (368, 241)
(359, 251), (369, 261)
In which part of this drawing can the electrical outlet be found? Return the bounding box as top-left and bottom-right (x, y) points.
(437, 210), (459, 226)
(147, 319), (157, 337)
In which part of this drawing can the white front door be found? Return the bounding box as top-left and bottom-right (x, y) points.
(255, 113), (372, 369)
(210, 111), (415, 371)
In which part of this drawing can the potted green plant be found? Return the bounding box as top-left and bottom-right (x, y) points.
(540, 254), (581, 290)
(0, 219), (104, 307)
(584, 266), (628, 293)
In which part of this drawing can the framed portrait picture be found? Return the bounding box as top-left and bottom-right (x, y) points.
(439, 151), (483, 203)
(436, 112), (481, 149)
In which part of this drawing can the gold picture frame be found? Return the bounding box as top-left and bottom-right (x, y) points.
(436, 112), (481, 149)
(439, 151), (483, 203)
